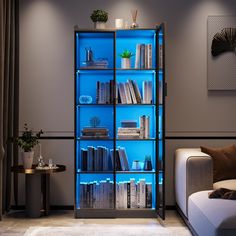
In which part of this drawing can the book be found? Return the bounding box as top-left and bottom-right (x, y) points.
(139, 179), (146, 208)
(131, 80), (142, 103)
(147, 44), (152, 69)
(146, 183), (152, 208)
(127, 80), (137, 104)
(135, 44), (141, 69)
(140, 44), (146, 69)
(121, 120), (137, 128)
(118, 83), (127, 104)
(130, 178), (136, 208)
(124, 82), (132, 104)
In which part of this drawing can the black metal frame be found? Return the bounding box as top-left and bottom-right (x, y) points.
(74, 27), (166, 218)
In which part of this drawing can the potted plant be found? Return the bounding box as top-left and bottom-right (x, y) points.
(119, 49), (134, 69)
(90, 9), (108, 29)
(16, 124), (43, 169)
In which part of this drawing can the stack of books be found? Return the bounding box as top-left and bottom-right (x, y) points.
(80, 178), (114, 209)
(116, 178), (152, 209)
(117, 80), (152, 104)
(81, 59), (108, 69)
(81, 127), (109, 139)
(135, 44), (152, 69)
(117, 120), (140, 139)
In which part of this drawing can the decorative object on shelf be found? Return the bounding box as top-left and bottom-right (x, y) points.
(211, 28), (236, 57)
(79, 95), (93, 104)
(16, 123), (43, 169)
(85, 47), (93, 62)
(131, 160), (142, 170)
(144, 155), (152, 171)
(119, 49), (134, 69)
(115, 18), (124, 29)
(130, 9), (139, 28)
(90, 116), (101, 127)
(90, 9), (108, 29)
(37, 143), (45, 168)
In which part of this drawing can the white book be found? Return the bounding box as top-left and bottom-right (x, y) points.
(119, 182), (124, 208)
(147, 44), (152, 69)
(124, 82), (132, 104)
(137, 181), (140, 208)
(144, 116), (150, 138)
(100, 180), (106, 208)
(127, 79), (137, 104)
(135, 44), (141, 68)
(139, 179), (146, 208)
(142, 81), (147, 104)
(130, 178), (136, 208)
(116, 183), (120, 209)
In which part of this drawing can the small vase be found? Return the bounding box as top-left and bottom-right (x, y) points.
(22, 151), (34, 169)
(144, 160), (152, 171)
(121, 58), (131, 69)
(94, 22), (106, 29)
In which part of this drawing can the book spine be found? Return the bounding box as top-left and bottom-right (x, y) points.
(139, 115), (145, 139)
(144, 116), (150, 138)
(159, 44), (163, 70)
(146, 183), (152, 208)
(137, 181), (140, 208)
(148, 81), (152, 104)
(132, 80), (142, 103)
(139, 179), (146, 208)
(145, 44), (148, 68)
(127, 182), (131, 208)
(140, 44), (145, 69)
(130, 178), (136, 208)
(123, 182), (128, 209)
(147, 44), (152, 69)
(116, 183), (120, 208)
(118, 83), (127, 104)
(124, 82), (132, 104)
(127, 80), (137, 104)
(135, 44), (141, 69)
(96, 81), (100, 104)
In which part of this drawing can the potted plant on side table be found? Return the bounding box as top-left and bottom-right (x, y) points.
(90, 9), (108, 29)
(16, 124), (43, 169)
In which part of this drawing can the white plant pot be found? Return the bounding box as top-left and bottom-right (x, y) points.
(94, 22), (106, 29)
(121, 58), (131, 69)
(22, 151), (34, 169)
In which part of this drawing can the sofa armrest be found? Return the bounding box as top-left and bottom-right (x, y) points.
(175, 148), (213, 218)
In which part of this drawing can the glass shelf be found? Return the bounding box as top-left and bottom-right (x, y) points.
(116, 170), (156, 174)
(76, 103), (114, 107)
(77, 170), (114, 174)
(116, 103), (156, 106)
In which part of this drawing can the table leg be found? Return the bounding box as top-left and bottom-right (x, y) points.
(25, 174), (41, 218)
(41, 173), (50, 216)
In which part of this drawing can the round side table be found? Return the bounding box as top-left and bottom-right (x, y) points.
(11, 164), (66, 218)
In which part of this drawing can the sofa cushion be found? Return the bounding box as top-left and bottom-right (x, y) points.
(201, 145), (236, 182)
(188, 191), (236, 236)
(214, 179), (236, 191)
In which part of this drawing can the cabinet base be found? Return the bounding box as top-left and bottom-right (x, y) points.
(75, 209), (157, 218)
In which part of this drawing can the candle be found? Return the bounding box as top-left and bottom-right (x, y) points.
(115, 19), (124, 29)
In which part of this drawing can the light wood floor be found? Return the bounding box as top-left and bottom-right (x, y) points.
(0, 210), (192, 236)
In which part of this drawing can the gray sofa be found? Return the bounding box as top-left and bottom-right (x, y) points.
(175, 148), (236, 236)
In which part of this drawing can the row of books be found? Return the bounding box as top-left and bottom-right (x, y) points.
(117, 116), (150, 139)
(116, 179), (152, 209)
(79, 179), (114, 209)
(81, 146), (112, 171)
(135, 44), (152, 69)
(96, 80), (114, 104)
(117, 80), (152, 104)
(79, 178), (152, 209)
(80, 146), (129, 171)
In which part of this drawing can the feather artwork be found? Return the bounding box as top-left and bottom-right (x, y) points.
(211, 28), (236, 57)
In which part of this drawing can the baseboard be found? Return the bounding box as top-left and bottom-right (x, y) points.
(11, 205), (74, 210)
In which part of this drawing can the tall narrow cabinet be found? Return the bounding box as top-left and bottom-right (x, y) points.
(74, 25), (165, 219)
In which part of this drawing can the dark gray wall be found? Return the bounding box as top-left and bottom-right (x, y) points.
(19, 0), (236, 206)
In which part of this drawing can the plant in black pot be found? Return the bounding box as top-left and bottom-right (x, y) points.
(16, 123), (43, 169)
(90, 9), (108, 29)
